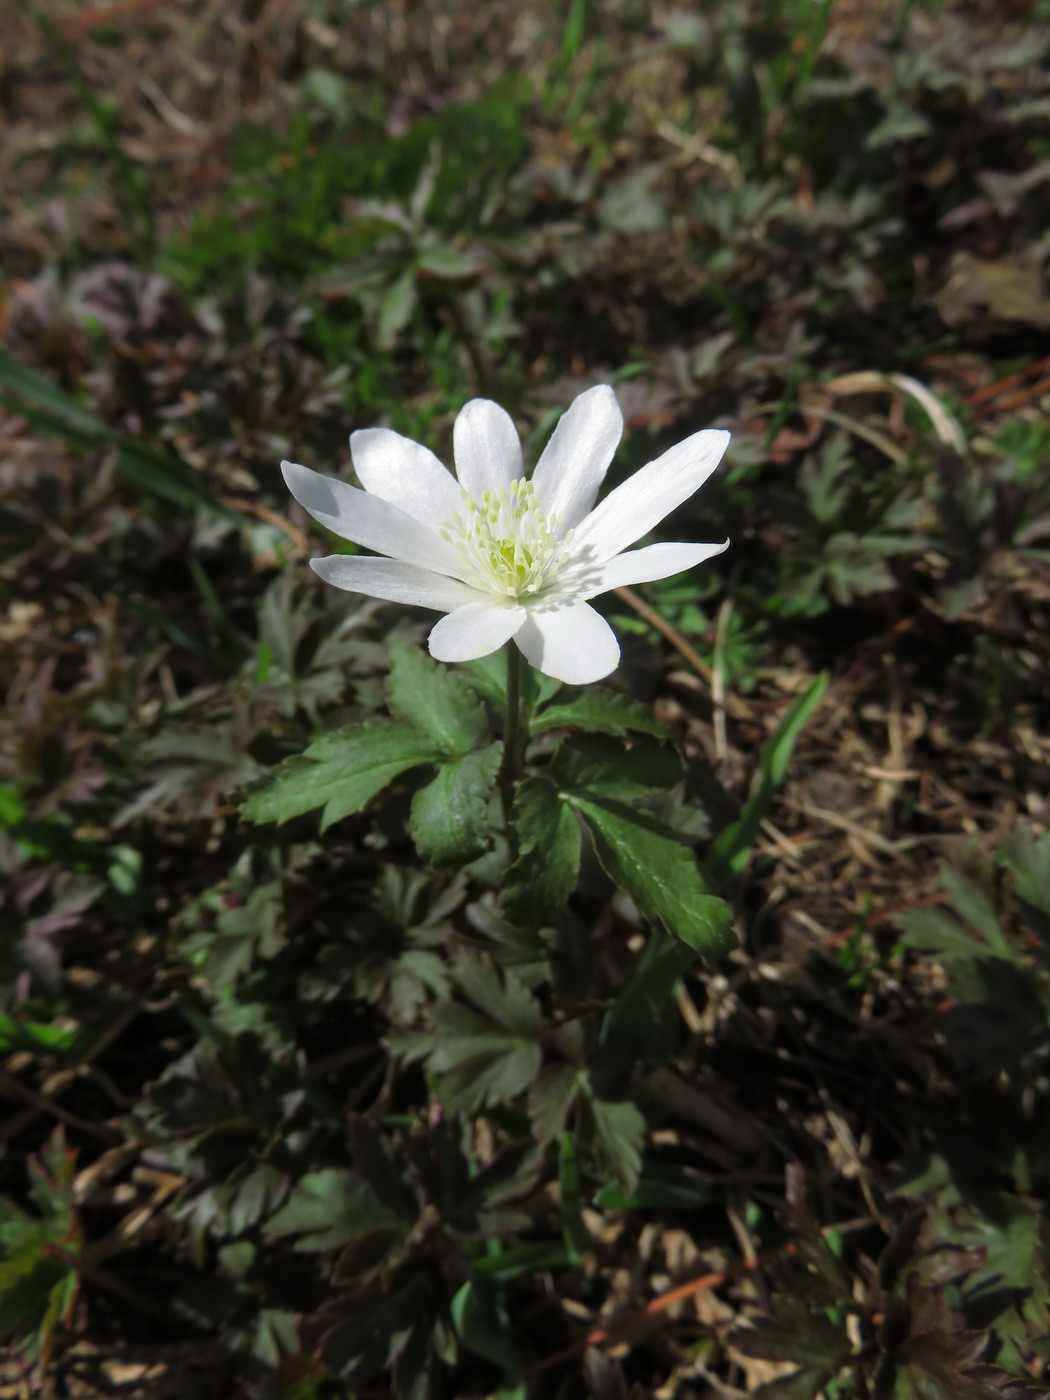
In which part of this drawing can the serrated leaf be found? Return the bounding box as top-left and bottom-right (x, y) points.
(553, 732), (682, 800)
(586, 1093), (646, 1191)
(390, 954), (543, 1113)
(895, 907), (992, 962)
(734, 1300), (850, 1366)
(452, 950), (543, 1038)
(940, 865), (1013, 958)
(349, 1117), (420, 1223)
(243, 718), (440, 830)
(570, 794), (736, 959)
(532, 690), (667, 738)
(409, 744), (501, 867)
(387, 641), (489, 754)
(264, 1169), (404, 1252)
(528, 1063), (581, 1143)
(752, 1368), (839, 1400)
(504, 776), (581, 925)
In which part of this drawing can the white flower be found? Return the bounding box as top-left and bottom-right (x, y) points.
(281, 386), (729, 684)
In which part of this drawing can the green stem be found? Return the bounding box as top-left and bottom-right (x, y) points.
(500, 644), (530, 821)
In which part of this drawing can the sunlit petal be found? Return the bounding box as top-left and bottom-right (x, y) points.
(531, 384), (623, 532)
(281, 460), (462, 576)
(310, 556), (485, 610)
(350, 428), (460, 525)
(571, 428), (730, 563)
(453, 399), (523, 500)
(428, 600), (527, 662)
(514, 602), (620, 684)
(583, 539), (730, 595)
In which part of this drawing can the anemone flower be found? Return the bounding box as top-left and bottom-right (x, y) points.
(281, 386), (729, 684)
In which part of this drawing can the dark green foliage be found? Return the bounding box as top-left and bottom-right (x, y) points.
(570, 794), (735, 957)
(0, 1130), (82, 1385)
(391, 951), (544, 1115)
(503, 775), (581, 926)
(5, 1), (1050, 1395)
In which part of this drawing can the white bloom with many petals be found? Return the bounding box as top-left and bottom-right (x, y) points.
(281, 386), (729, 684)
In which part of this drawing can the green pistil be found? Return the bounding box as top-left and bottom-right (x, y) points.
(440, 479), (573, 600)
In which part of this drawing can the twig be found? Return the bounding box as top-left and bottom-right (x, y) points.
(614, 586), (753, 722)
(712, 597), (732, 762)
(965, 353), (1050, 410)
(217, 494), (310, 553)
(0, 1067), (121, 1145)
(525, 1243), (797, 1375)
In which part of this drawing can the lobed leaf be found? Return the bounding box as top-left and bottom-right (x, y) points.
(532, 689), (668, 738)
(553, 732), (682, 801)
(387, 642), (490, 754)
(409, 743), (501, 868)
(243, 718), (441, 830)
(503, 775), (581, 926)
(264, 1169), (404, 1252)
(570, 794), (736, 959)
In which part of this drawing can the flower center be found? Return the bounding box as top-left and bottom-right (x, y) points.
(439, 479), (573, 600)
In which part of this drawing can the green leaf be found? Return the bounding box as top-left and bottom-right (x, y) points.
(416, 243), (487, 278)
(242, 718), (440, 830)
(503, 776), (581, 925)
(452, 950), (543, 1038)
(451, 1280), (522, 1373)
(179, 879), (285, 988)
(0, 1015), (80, 1055)
(940, 865), (1013, 958)
(532, 690), (668, 738)
(264, 1169), (404, 1252)
(553, 733), (682, 800)
(586, 1093), (646, 1191)
(391, 953), (543, 1114)
(734, 1299), (850, 1366)
(557, 1133), (589, 1261)
(895, 907), (993, 962)
(387, 642), (489, 754)
(460, 653), (560, 713)
(753, 1368), (840, 1400)
(707, 673), (828, 886)
(374, 264), (417, 349)
(469, 1240), (575, 1280)
(528, 1063), (581, 1143)
(409, 744), (502, 868)
(594, 1160), (717, 1211)
(570, 795), (736, 959)
(595, 930), (695, 1093)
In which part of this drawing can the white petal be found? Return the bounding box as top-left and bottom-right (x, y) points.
(428, 600), (527, 662)
(453, 399), (522, 500)
(583, 539), (730, 595)
(350, 428), (460, 526)
(514, 603), (620, 684)
(310, 556), (485, 611)
(281, 460), (461, 576)
(531, 384), (623, 532)
(571, 429), (730, 564)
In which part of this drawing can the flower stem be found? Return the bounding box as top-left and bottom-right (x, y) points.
(500, 644), (528, 813)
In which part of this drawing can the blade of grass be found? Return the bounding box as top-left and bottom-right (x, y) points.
(706, 672), (829, 887)
(0, 348), (237, 520)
